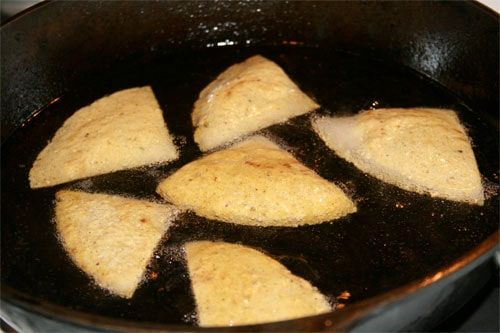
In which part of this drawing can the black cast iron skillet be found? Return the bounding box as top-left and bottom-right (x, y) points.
(1, 1), (499, 331)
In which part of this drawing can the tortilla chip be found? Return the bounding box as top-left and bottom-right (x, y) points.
(192, 55), (319, 151)
(29, 86), (178, 188)
(185, 241), (331, 327)
(312, 108), (484, 204)
(157, 136), (356, 226)
(55, 190), (179, 298)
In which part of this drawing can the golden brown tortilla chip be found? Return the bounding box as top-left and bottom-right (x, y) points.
(192, 55), (319, 151)
(55, 190), (179, 298)
(185, 241), (331, 327)
(312, 108), (484, 204)
(157, 136), (356, 226)
(30, 86), (178, 188)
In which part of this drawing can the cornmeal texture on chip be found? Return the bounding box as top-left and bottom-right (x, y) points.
(312, 108), (484, 205)
(192, 55), (319, 151)
(55, 190), (179, 298)
(29, 86), (178, 188)
(185, 241), (331, 327)
(157, 136), (356, 226)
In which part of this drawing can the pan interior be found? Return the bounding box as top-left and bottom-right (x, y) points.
(1, 46), (498, 325)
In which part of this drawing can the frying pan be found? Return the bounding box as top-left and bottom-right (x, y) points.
(1, 1), (498, 331)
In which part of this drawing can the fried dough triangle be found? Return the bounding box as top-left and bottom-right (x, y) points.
(185, 241), (331, 327)
(30, 86), (178, 188)
(312, 108), (484, 205)
(157, 136), (356, 226)
(55, 190), (179, 298)
(192, 55), (319, 151)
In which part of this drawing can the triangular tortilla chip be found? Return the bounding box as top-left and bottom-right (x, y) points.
(55, 190), (179, 298)
(30, 86), (178, 188)
(185, 241), (331, 327)
(312, 108), (484, 205)
(192, 55), (319, 151)
(157, 136), (356, 226)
